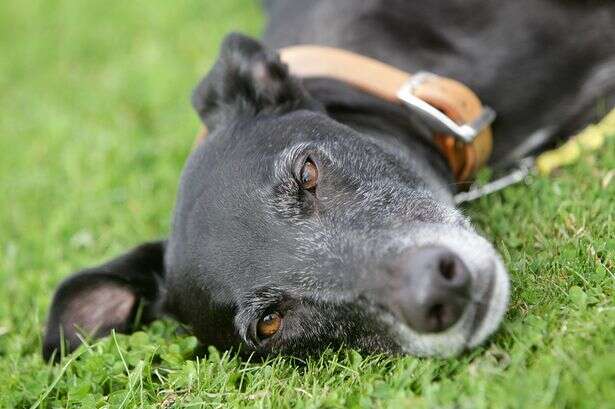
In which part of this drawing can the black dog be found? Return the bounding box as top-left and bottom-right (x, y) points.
(43, 1), (615, 360)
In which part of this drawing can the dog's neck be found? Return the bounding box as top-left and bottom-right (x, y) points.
(304, 78), (456, 201)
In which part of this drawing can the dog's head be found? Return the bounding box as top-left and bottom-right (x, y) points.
(44, 34), (509, 361)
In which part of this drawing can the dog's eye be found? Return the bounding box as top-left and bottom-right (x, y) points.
(256, 312), (282, 339)
(299, 158), (318, 192)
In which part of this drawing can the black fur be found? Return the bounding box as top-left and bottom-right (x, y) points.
(264, 0), (615, 164)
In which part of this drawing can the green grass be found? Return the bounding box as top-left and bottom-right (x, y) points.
(1, 1), (614, 407)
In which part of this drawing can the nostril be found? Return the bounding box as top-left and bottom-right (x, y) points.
(428, 303), (445, 331)
(428, 301), (463, 332)
(439, 254), (471, 290)
(439, 257), (456, 280)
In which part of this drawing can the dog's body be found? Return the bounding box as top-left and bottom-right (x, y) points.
(44, 1), (615, 361)
(264, 0), (615, 165)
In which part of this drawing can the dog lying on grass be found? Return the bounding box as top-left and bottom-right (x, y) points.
(43, 0), (614, 361)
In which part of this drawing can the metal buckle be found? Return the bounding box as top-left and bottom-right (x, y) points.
(397, 72), (496, 143)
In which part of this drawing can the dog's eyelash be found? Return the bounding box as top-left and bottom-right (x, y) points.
(273, 143), (313, 179)
(270, 147), (323, 219)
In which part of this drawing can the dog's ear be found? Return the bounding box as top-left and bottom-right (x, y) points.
(43, 241), (166, 361)
(192, 32), (322, 132)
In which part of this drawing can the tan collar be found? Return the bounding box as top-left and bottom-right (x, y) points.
(279, 46), (494, 183)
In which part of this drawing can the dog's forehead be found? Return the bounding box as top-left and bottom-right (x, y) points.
(190, 110), (435, 188)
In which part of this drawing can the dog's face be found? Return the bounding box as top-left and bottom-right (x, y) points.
(43, 34), (509, 361)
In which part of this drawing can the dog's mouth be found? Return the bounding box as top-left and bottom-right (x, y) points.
(466, 256), (510, 348)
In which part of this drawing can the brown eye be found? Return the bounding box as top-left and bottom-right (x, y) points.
(299, 158), (318, 191)
(256, 312), (282, 339)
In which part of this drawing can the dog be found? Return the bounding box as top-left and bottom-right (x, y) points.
(43, 0), (615, 360)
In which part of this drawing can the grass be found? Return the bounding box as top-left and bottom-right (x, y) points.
(0, 0), (613, 407)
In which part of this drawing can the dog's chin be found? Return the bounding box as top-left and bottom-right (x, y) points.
(386, 224), (510, 357)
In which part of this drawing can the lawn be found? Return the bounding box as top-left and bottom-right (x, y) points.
(0, 1), (614, 408)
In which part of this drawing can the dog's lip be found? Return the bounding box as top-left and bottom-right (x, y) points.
(468, 271), (495, 338)
(465, 258), (510, 348)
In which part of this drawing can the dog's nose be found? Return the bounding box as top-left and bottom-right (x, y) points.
(395, 246), (472, 333)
